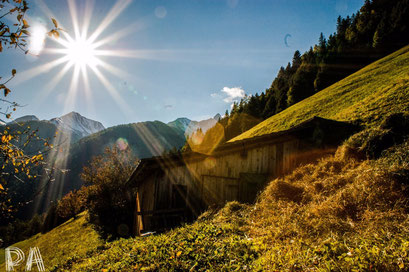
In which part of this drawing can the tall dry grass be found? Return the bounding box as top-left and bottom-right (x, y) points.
(246, 128), (409, 271)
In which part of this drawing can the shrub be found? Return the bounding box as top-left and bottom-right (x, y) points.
(249, 133), (409, 270)
(0, 214), (44, 246)
(380, 112), (409, 135)
(81, 147), (139, 239)
(344, 113), (409, 160)
(42, 203), (66, 233)
(56, 188), (87, 220)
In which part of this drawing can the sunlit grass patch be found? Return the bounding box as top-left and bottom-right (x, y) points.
(53, 205), (258, 272)
(0, 212), (103, 271)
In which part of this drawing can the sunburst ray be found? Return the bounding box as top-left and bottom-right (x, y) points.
(88, 0), (132, 44)
(89, 65), (133, 116)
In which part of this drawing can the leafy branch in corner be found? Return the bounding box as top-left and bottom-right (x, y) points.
(0, 0), (64, 219)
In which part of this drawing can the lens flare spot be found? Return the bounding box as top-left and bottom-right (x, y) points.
(188, 123), (225, 155)
(116, 137), (129, 150)
(204, 157), (217, 169)
(189, 130), (204, 146)
(155, 6), (167, 18)
(29, 24), (47, 55)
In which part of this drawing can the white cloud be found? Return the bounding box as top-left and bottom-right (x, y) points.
(211, 86), (246, 104)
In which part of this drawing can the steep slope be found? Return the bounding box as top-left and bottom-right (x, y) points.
(232, 45), (409, 142)
(50, 111), (105, 138)
(70, 120), (185, 159)
(0, 212), (102, 270)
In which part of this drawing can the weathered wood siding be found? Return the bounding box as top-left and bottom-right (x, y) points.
(138, 138), (300, 221)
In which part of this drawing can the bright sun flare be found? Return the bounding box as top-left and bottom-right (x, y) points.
(65, 38), (98, 67)
(14, 0), (141, 116)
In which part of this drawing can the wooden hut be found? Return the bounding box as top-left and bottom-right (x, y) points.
(127, 117), (358, 234)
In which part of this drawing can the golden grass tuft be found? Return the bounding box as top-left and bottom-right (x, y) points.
(264, 180), (305, 203)
(248, 137), (409, 270)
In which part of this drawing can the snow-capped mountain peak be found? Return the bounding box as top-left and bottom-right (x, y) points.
(50, 111), (105, 137)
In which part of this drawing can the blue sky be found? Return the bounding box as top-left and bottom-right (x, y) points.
(0, 0), (364, 127)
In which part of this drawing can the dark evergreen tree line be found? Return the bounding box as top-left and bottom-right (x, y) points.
(218, 0), (409, 141)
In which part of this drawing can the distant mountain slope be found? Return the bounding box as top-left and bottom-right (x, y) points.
(9, 115), (39, 123)
(4, 112), (103, 145)
(185, 116), (219, 136)
(167, 117), (195, 136)
(4, 114), (220, 217)
(231, 45), (409, 142)
(167, 115), (221, 137)
(50, 111), (105, 138)
(2, 119), (81, 154)
(57, 120), (186, 193)
(71, 120), (185, 159)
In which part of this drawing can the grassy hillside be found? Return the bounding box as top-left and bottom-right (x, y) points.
(20, 134), (409, 271)
(0, 212), (103, 271)
(231, 45), (409, 142)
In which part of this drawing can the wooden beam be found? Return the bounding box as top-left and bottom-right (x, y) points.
(134, 191), (144, 236)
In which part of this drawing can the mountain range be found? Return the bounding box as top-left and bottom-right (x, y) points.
(7, 112), (105, 139)
(5, 112), (220, 142)
(2, 111), (221, 216)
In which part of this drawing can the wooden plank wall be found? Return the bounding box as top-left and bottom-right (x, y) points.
(143, 139), (297, 207)
(137, 138), (302, 230)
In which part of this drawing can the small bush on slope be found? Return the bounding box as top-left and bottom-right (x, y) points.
(343, 113), (409, 160)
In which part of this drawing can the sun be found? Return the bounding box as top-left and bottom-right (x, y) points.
(64, 37), (98, 67)
(13, 0), (146, 116)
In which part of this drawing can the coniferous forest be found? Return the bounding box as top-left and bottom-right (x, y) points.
(216, 0), (409, 141)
